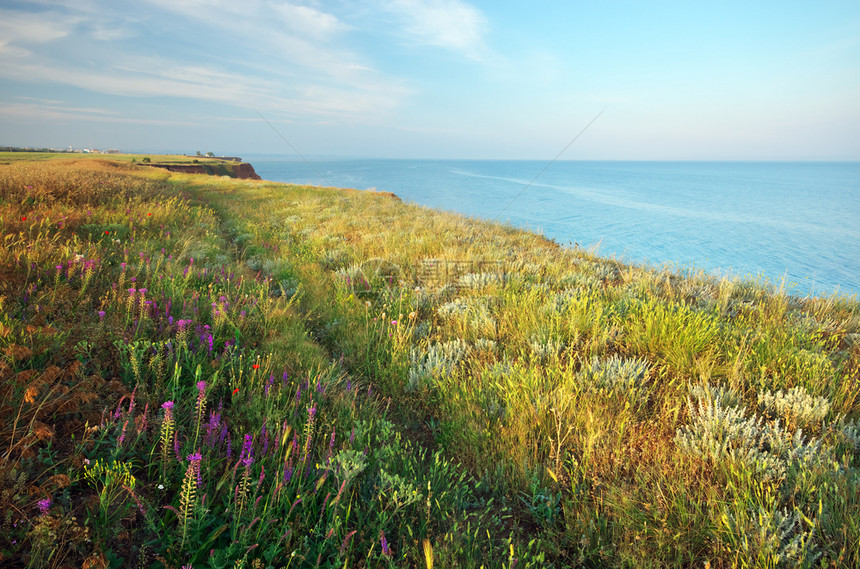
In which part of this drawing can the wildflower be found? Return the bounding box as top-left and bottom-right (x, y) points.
(232, 388), (239, 396)
(252, 363), (260, 370)
(381, 532), (392, 556)
(104, 230), (109, 235)
(37, 497), (52, 516)
(22, 216), (26, 221)
(239, 434), (254, 468)
(120, 262), (127, 270)
(196, 381), (207, 412)
(187, 452), (203, 487)
(98, 310), (106, 321)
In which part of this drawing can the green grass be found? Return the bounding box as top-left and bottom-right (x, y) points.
(1, 157), (858, 568)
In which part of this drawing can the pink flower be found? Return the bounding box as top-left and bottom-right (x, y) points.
(37, 497), (52, 516)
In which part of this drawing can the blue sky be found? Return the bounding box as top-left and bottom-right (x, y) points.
(1, 0), (858, 159)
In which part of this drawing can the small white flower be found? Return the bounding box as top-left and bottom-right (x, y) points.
(157, 484), (165, 490)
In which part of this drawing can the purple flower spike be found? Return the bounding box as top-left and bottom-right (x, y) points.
(197, 380), (206, 392)
(239, 434), (254, 468)
(187, 452), (204, 487)
(98, 310), (106, 321)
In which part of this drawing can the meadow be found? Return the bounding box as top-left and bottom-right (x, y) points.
(1, 157), (858, 568)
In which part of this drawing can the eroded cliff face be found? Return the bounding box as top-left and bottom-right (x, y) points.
(233, 163), (262, 180)
(144, 162), (261, 180)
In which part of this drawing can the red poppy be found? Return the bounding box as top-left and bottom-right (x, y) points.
(21, 216), (26, 221)
(148, 213), (152, 216)
(104, 230), (109, 235)
(232, 388), (239, 395)
(252, 364), (260, 370)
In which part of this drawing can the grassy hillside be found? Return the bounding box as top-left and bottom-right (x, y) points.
(1, 158), (858, 568)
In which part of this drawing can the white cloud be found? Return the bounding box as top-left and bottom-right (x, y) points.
(0, 2), (412, 123)
(0, 8), (78, 44)
(380, 0), (488, 60)
(0, 100), (199, 126)
(272, 3), (350, 37)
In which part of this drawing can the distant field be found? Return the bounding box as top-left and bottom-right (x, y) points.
(1, 157), (857, 568)
(0, 151), (237, 165)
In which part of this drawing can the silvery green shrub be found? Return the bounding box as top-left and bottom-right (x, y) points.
(458, 272), (506, 291)
(407, 339), (470, 391)
(676, 392), (829, 480)
(758, 385), (831, 429)
(529, 337), (563, 361)
(473, 338), (497, 353)
(579, 355), (651, 393)
(675, 398), (786, 479)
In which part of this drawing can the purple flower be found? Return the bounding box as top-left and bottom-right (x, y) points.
(308, 405), (317, 420)
(98, 310), (106, 321)
(187, 452), (203, 487)
(381, 532), (391, 556)
(162, 400), (175, 421)
(37, 497), (52, 515)
(239, 434), (254, 468)
(197, 380), (206, 393)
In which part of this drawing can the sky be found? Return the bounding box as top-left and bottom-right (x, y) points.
(1, 0), (859, 160)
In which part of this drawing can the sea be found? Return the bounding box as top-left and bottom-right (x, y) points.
(247, 157), (860, 299)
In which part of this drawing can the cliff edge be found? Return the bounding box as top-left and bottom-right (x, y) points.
(144, 161), (262, 180)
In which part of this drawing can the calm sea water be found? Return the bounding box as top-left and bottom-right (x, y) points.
(248, 157), (860, 298)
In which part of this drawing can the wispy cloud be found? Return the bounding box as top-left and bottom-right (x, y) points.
(379, 0), (489, 60)
(272, 3), (351, 37)
(0, 100), (199, 126)
(0, 7), (78, 45)
(0, 1), (412, 123)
